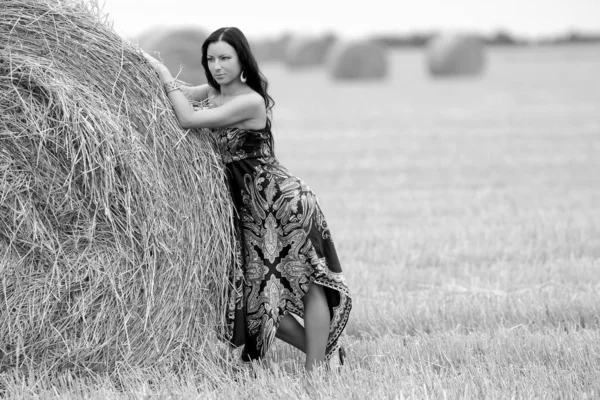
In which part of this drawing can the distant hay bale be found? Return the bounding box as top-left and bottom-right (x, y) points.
(0, 0), (235, 375)
(284, 33), (337, 69)
(327, 40), (389, 81)
(426, 33), (486, 77)
(135, 26), (208, 84)
(135, 26), (171, 51)
(249, 33), (293, 64)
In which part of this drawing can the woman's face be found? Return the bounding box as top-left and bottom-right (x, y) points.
(206, 40), (242, 85)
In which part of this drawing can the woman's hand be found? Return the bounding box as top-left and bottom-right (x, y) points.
(141, 50), (171, 81)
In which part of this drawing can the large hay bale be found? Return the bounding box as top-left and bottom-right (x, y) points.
(327, 40), (389, 81)
(0, 0), (235, 375)
(283, 33), (337, 70)
(135, 26), (208, 85)
(426, 33), (486, 77)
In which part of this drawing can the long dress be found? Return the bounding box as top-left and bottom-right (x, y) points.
(213, 124), (352, 361)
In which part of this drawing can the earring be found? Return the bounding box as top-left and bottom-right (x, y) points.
(240, 71), (247, 83)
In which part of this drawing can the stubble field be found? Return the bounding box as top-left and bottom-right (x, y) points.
(3, 45), (600, 399)
(265, 45), (600, 399)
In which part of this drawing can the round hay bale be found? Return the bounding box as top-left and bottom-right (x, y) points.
(135, 26), (171, 51)
(284, 33), (337, 70)
(135, 26), (208, 85)
(0, 0), (235, 375)
(426, 33), (486, 77)
(327, 40), (389, 81)
(249, 33), (293, 64)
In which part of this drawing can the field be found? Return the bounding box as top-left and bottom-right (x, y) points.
(3, 44), (600, 398)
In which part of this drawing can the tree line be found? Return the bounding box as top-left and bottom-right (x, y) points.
(369, 30), (600, 47)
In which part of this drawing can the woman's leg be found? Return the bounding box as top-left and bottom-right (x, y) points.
(275, 314), (306, 352)
(302, 283), (330, 373)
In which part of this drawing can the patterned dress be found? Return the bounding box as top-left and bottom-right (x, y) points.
(213, 125), (352, 361)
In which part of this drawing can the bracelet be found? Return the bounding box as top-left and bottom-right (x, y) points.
(164, 81), (181, 94)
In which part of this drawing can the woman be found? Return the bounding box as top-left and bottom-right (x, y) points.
(142, 27), (351, 374)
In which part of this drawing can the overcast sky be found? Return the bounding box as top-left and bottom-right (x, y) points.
(99, 0), (600, 39)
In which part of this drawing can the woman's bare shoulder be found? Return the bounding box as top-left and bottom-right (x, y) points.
(208, 89), (264, 112)
(207, 85), (219, 97)
(240, 90), (265, 105)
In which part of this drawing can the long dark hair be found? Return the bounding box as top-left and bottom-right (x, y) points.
(201, 27), (275, 131)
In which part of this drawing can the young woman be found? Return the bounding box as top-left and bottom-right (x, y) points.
(142, 27), (352, 374)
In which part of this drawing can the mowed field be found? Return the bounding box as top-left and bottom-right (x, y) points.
(4, 45), (600, 399)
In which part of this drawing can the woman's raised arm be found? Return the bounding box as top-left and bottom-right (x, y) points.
(142, 50), (264, 129)
(180, 84), (210, 102)
(177, 93), (264, 129)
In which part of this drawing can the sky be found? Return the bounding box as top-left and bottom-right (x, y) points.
(98, 0), (600, 40)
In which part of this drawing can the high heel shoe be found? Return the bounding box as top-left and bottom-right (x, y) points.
(338, 345), (346, 366)
(327, 344), (347, 372)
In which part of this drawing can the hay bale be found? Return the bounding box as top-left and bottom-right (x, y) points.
(0, 0), (235, 375)
(135, 26), (208, 84)
(283, 33), (337, 69)
(135, 26), (171, 51)
(426, 33), (486, 77)
(327, 40), (389, 81)
(249, 33), (293, 64)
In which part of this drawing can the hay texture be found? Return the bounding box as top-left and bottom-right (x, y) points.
(0, 0), (235, 375)
(426, 33), (486, 77)
(283, 34), (337, 70)
(327, 40), (389, 81)
(136, 26), (208, 85)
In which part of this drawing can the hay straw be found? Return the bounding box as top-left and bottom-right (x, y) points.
(0, 0), (236, 376)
